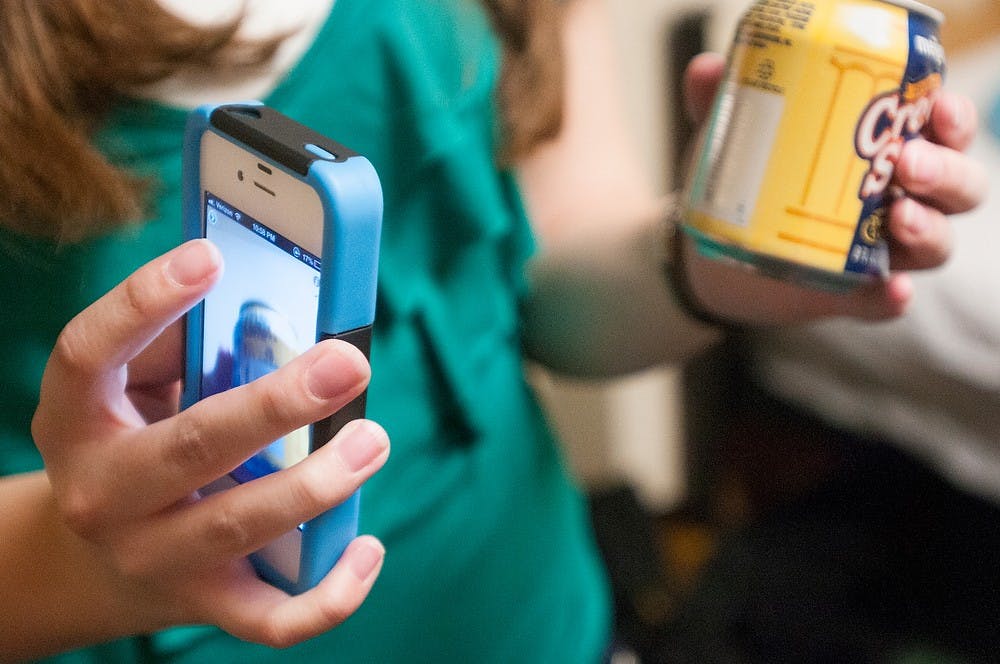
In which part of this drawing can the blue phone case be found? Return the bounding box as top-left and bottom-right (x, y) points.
(181, 102), (382, 595)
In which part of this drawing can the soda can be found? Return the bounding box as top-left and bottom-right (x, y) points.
(681, 0), (946, 291)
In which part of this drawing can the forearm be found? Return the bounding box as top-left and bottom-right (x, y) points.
(515, 1), (721, 375)
(521, 214), (722, 378)
(0, 472), (153, 661)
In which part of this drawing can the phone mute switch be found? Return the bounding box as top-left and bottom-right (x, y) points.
(304, 143), (338, 161)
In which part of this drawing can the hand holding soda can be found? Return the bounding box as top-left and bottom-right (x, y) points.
(681, 0), (946, 292)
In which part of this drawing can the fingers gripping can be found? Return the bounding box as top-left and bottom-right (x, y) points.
(681, 0), (945, 291)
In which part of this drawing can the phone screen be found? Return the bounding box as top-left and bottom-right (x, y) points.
(201, 191), (321, 480)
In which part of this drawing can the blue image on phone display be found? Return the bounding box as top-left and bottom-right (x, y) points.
(201, 192), (320, 478)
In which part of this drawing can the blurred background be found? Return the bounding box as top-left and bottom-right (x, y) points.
(542, 0), (998, 517)
(532, 0), (1000, 660)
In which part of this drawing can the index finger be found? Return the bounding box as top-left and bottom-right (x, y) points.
(36, 241), (222, 435)
(925, 90), (978, 152)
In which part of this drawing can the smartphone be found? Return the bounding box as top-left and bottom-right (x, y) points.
(181, 103), (382, 595)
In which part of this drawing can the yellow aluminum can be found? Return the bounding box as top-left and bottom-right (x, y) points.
(682, 0), (945, 290)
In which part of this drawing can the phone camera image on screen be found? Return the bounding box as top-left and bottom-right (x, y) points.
(200, 192), (320, 480)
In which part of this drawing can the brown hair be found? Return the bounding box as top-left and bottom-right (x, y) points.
(481, 0), (566, 163)
(0, 0), (284, 242)
(0, 0), (564, 241)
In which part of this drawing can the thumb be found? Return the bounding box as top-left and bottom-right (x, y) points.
(683, 52), (727, 123)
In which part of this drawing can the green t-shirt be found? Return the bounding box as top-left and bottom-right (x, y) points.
(1, 1), (610, 662)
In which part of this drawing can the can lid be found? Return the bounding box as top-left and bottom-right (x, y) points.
(882, 0), (945, 25)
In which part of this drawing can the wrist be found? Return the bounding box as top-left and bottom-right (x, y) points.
(662, 211), (747, 332)
(0, 472), (168, 660)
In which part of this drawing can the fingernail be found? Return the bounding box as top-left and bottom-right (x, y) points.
(306, 344), (366, 400)
(947, 95), (969, 133)
(336, 420), (388, 472)
(166, 240), (220, 286)
(349, 539), (385, 580)
(901, 197), (929, 236)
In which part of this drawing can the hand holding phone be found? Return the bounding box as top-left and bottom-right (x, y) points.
(182, 103), (383, 594)
(29, 240), (387, 651)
